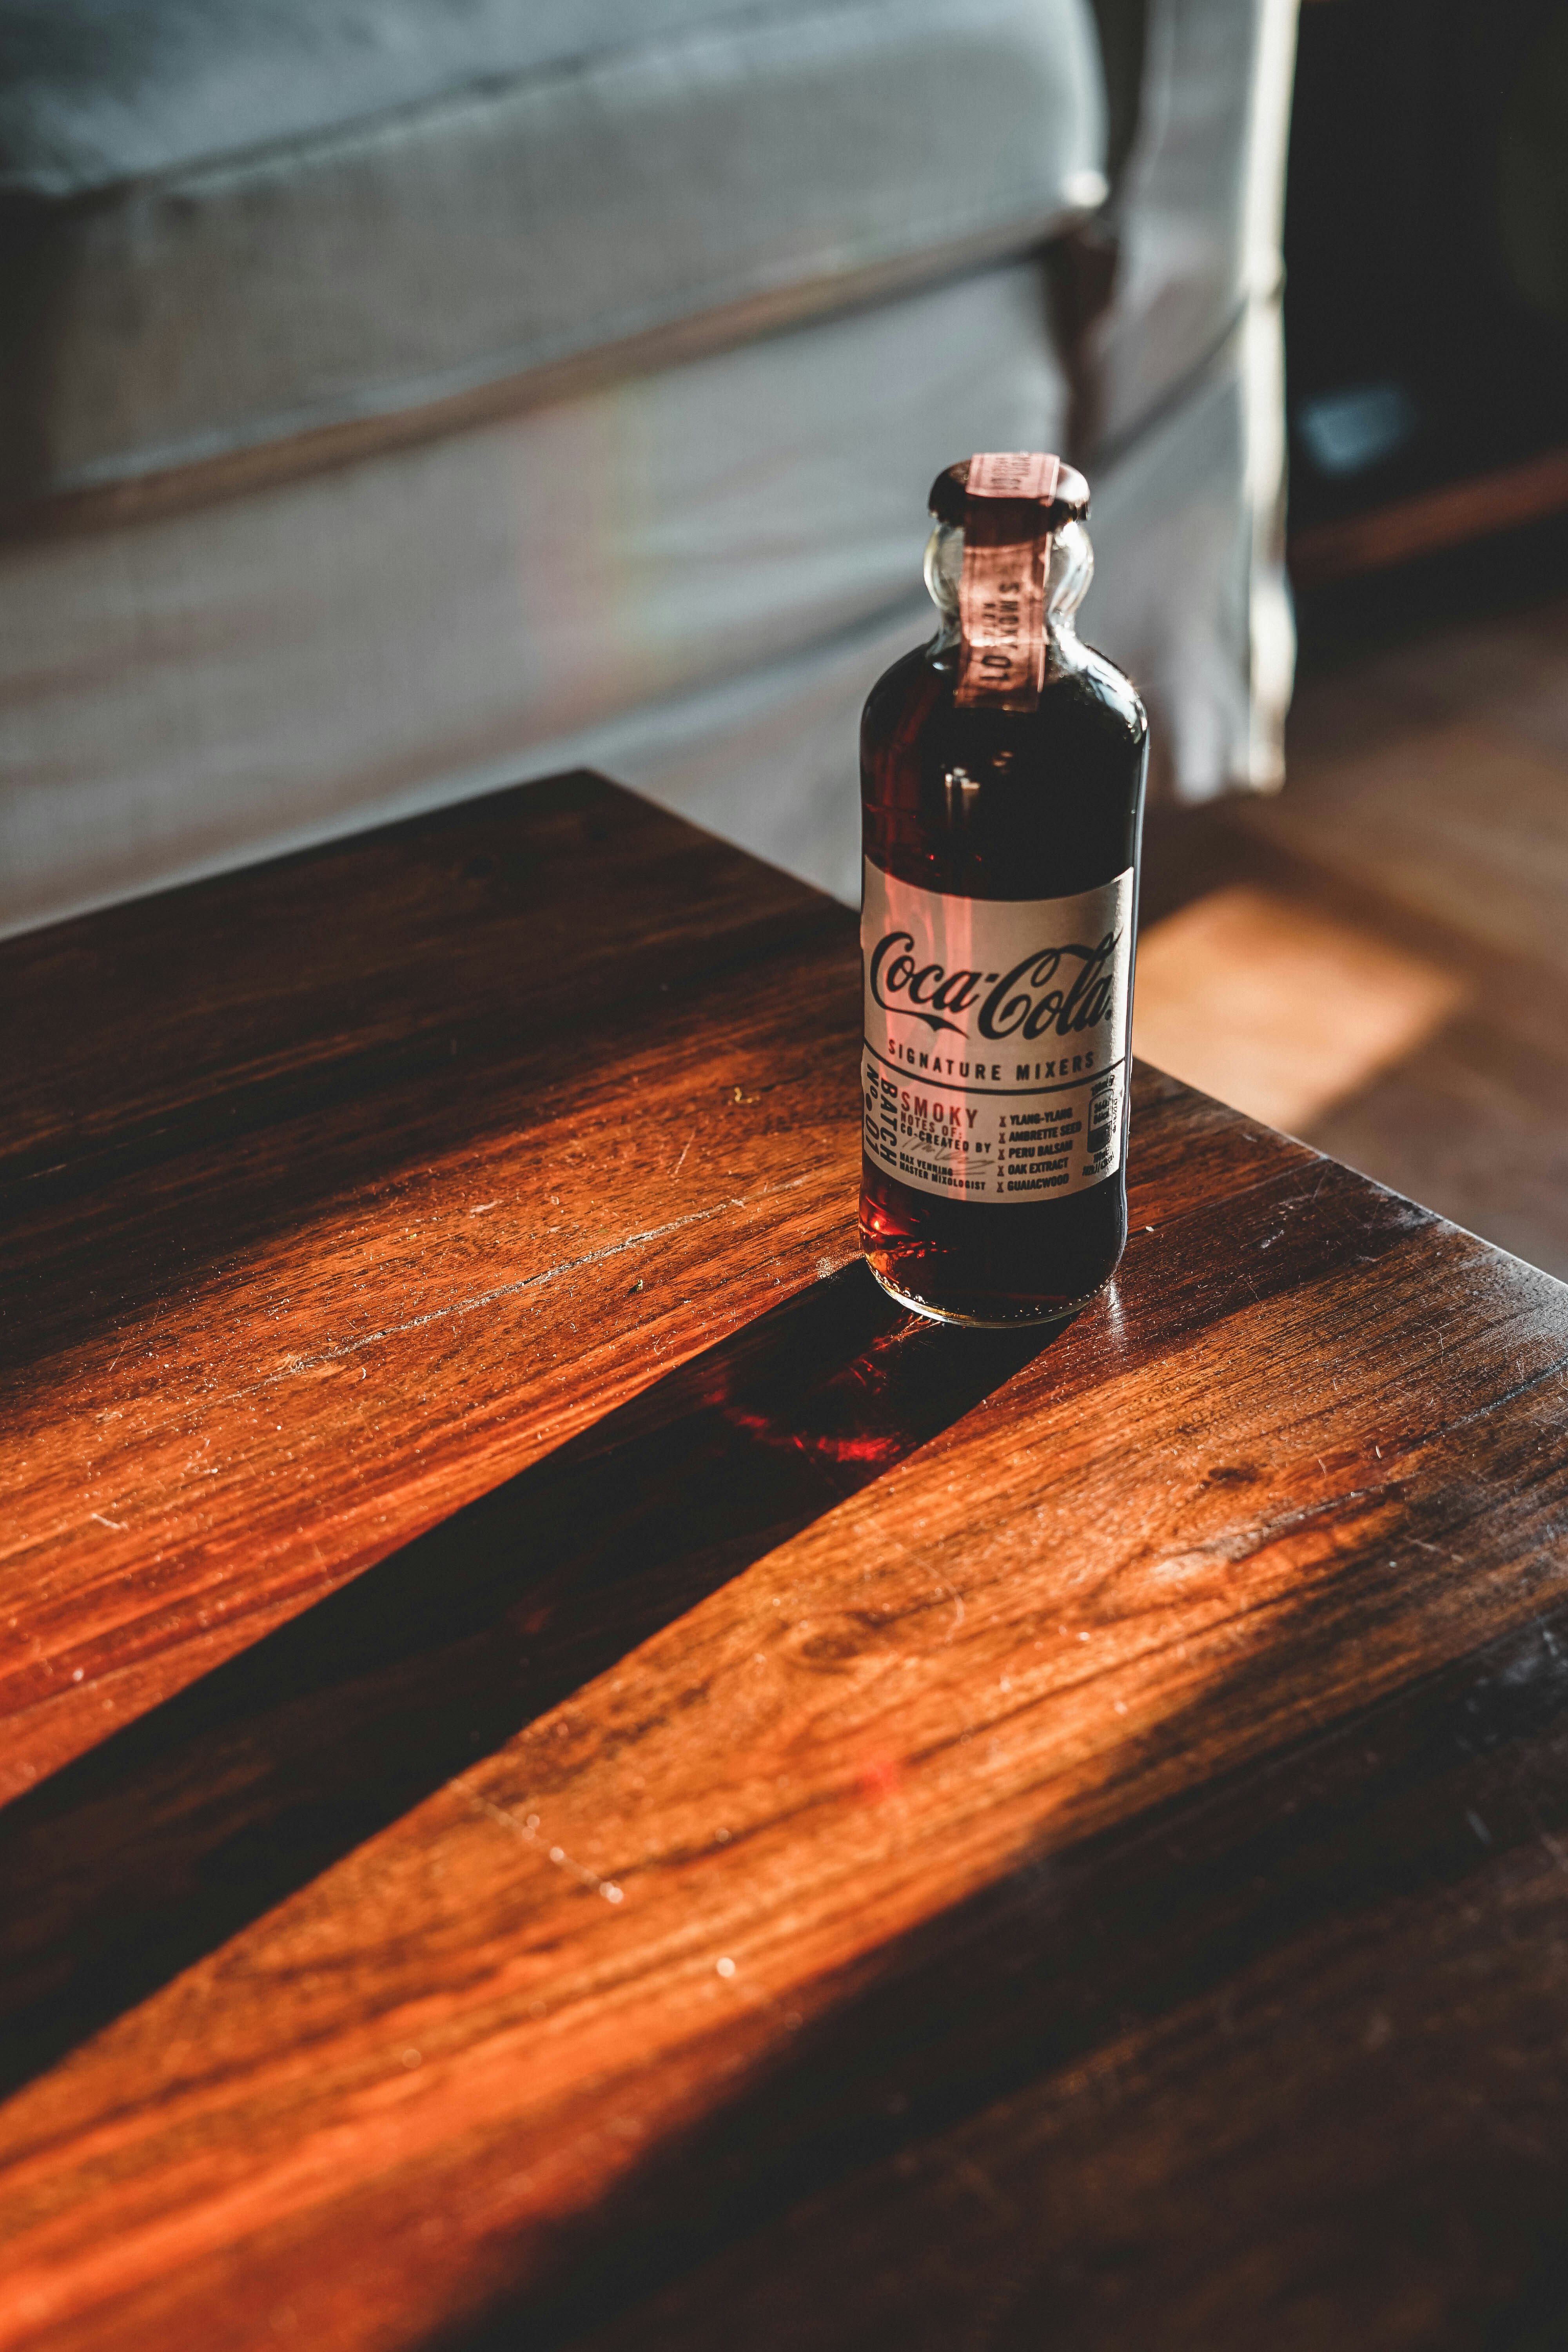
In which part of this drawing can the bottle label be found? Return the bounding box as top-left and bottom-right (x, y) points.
(956, 451), (1060, 712)
(860, 858), (1134, 1205)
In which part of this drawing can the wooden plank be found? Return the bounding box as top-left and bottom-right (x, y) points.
(1289, 445), (1568, 588)
(1133, 879), (1467, 1132)
(575, 1583), (1568, 2352)
(2, 772), (1566, 2351)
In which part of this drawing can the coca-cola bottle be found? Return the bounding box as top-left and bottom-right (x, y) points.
(859, 453), (1148, 1325)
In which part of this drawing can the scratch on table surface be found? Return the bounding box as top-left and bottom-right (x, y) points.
(671, 1126), (697, 1176)
(951, 2153), (1019, 2224)
(192, 1170), (819, 1414)
(222, 1201), (736, 1399)
(88, 1512), (127, 1533)
(454, 1775), (624, 1904)
(102, 1298), (167, 1386)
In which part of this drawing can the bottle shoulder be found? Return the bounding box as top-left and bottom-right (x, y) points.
(1074, 639), (1149, 742)
(862, 634), (1145, 752)
(860, 635), (1147, 900)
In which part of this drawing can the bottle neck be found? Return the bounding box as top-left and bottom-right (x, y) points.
(924, 516), (1094, 670)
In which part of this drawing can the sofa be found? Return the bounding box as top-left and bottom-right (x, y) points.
(0, 0), (1298, 936)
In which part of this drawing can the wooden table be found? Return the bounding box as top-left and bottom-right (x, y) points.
(4, 771), (1568, 2351)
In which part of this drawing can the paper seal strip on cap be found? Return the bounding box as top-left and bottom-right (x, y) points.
(955, 452), (1062, 711)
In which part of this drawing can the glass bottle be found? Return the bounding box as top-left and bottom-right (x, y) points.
(858, 453), (1148, 1326)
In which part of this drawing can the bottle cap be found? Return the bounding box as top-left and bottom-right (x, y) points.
(928, 455), (1089, 529)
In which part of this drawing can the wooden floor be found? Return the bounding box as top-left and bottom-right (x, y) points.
(1134, 587), (1568, 1280)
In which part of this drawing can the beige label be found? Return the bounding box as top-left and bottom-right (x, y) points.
(955, 450), (1061, 711)
(967, 452), (1060, 503)
(861, 858), (1132, 1205)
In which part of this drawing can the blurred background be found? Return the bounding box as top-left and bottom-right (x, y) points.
(1, 0), (1565, 1270)
(1136, 0), (1568, 1278)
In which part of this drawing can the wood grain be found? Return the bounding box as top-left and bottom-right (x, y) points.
(2, 771), (1567, 2351)
(1246, 719), (1568, 984)
(1133, 880), (1467, 1132)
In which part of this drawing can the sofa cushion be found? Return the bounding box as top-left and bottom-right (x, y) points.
(0, 256), (1072, 931)
(0, 0), (1106, 510)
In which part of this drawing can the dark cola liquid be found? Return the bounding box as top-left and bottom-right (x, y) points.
(860, 638), (1147, 1324)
